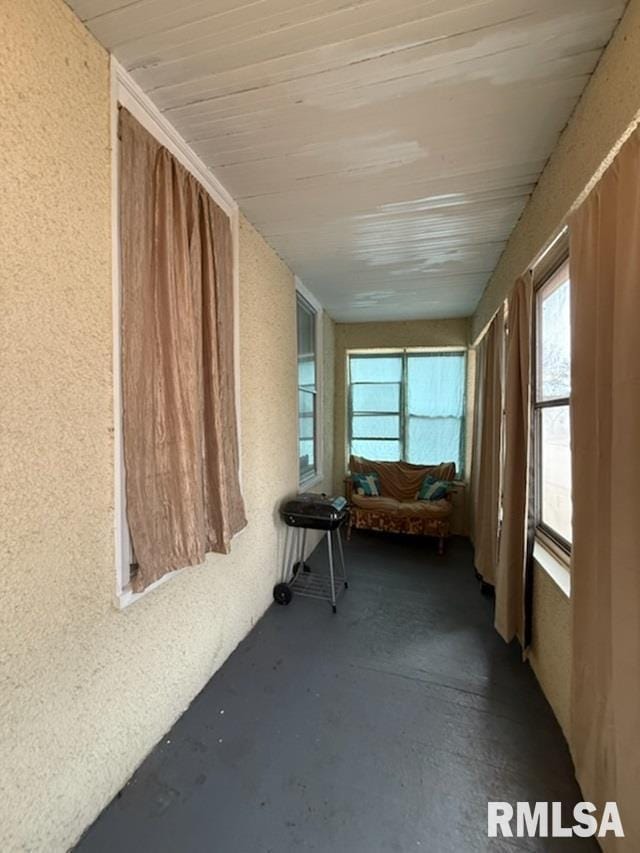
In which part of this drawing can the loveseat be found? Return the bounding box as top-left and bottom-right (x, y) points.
(345, 455), (456, 553)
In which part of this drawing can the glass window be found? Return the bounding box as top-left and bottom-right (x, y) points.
(538, 271), (571, 401)
(406, 353), (465, 469)
(534, 261), (572, 550)
(349, 354), (402, 463)
(540, 407), (572, 542)
(297, 294), (318, 483)
(351, 382), (401, 413)
(348, 351), (466, 474)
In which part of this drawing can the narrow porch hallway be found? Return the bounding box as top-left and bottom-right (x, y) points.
(76, 533), (590, 852)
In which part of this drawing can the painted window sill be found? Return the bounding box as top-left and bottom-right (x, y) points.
(116, 567), (182, 609)
(299, 473), (324, 493)
(533, 539), (571, 598)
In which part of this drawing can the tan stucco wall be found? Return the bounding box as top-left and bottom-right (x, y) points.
(528, 566), (572, 739)
(0, 3), (310, 850)
(472, 0), (640, 340)
(333, 318), (470, 490)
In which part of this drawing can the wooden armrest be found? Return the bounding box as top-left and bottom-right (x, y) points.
(343, 476), (353, 501)
(445, 480), (462, 502)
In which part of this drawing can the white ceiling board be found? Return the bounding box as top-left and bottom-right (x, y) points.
(69, 0), (627, 321)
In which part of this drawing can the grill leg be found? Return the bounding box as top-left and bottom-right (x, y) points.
(327, 530), (337, 613)
(295, 527), (307, 574)
(282, 525), (291, 581)
(336, 526), (348, 589)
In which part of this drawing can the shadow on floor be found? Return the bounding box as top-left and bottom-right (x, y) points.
(76, 532), (593, 852)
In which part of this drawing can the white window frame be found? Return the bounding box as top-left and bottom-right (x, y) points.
(346, 346), (467, 477)
(533, 257), (572, 558)
(295, 277), (324, 491)
(111, 58), (243, 608)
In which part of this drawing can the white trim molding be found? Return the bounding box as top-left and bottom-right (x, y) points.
(112, 59), (235, 215)
(533, 540), (571, 598)
(111, 58), (243, 608)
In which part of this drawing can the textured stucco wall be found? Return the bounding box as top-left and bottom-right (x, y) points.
(333, 318), (470, 490)
(472, 0), (640, 340)
(0, 3), (306, 849)
(528, 566), (572, 739)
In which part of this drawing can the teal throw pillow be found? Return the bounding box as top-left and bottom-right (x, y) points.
(417, 475), (450, 501)
(352, 472), (381, 497)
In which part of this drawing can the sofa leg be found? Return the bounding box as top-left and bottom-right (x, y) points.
(438, 536), (445, 556)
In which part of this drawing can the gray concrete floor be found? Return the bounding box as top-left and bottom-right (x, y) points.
(76, 532), (593, 852)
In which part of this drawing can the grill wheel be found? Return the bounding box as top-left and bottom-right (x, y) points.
(273, 583), (293, 605)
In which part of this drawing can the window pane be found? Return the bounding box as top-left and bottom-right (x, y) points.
(351, 439), (400, 461)
(541, 405), (572, 543)
(406, 353), (465, 472)
(298, 356), (315, 390)
(538, 271), (570, 401)
(407, 416), (462, 469)
(299, 442), (315, 478)
(299, 399), (314, 439)
(352, 415), (400, 439)
(352, 383), (400, 413)
(297, 297), (316, 390)
(350, 355), (402, 383)
(407, 353), (465, 417)
(298, 388), (315, 478)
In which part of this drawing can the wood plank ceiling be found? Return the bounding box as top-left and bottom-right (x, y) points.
(70, 0), (626, 321)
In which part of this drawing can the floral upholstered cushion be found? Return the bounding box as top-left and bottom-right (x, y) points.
(352, 472), (381, 497)
(417, 475), (450, 501)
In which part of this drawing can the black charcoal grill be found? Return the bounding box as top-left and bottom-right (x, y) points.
(273, 493), (349, 612)
(281, 493), (348, 530)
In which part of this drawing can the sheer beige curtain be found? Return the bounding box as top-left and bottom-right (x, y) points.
(471, 307), (504, 585)
(569, 128), (640, 850)
(120, 108), (246, 592)
(494, 273), (533, 643)
(470, 338), (486, 544)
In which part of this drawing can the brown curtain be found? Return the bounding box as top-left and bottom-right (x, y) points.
(471, 306), (504, 585)
(494, 273), (533, 642)
(119, 108), (246, 592)
(569, 128), (640, 850)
